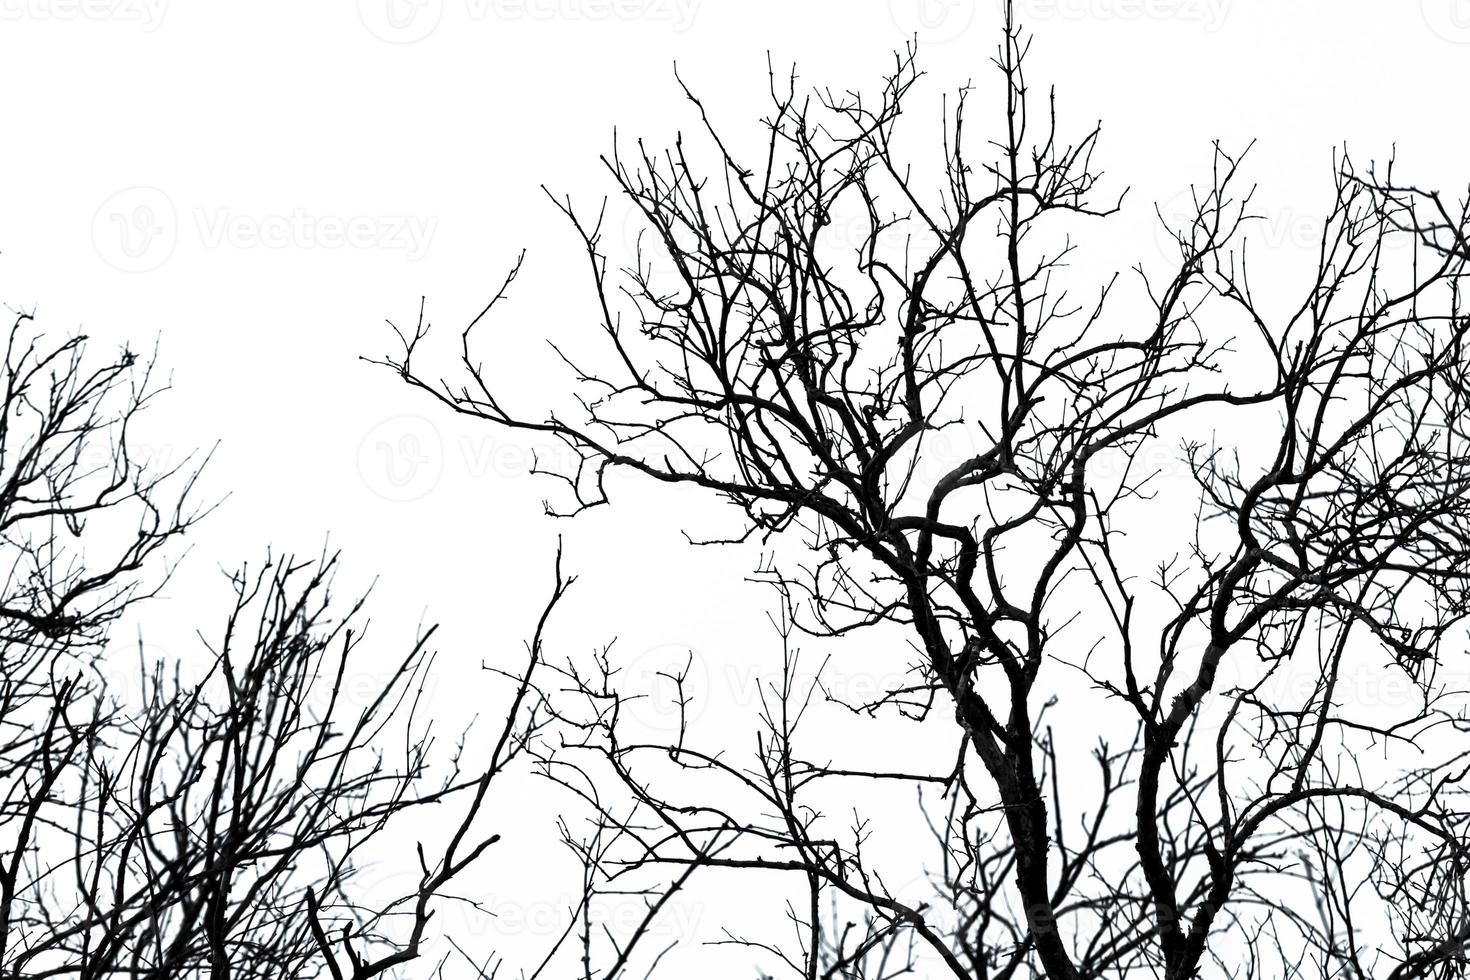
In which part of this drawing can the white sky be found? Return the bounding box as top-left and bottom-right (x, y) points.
(1, 0), (1466, 974)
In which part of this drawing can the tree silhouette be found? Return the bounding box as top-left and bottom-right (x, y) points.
(0, 308), (563, 979)
(381, 5), (1470, 978)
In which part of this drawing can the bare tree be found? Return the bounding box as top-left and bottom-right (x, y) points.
(0, 308), (566, 978)
(379, 5), (1470, 979)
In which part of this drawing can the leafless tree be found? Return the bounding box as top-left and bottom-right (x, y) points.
(379, 5), (1470, 978)
(0, 308), (567, 978)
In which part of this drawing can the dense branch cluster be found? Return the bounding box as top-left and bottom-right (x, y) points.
(0, 310), (562, 979)
(382, 7), (1470, 979)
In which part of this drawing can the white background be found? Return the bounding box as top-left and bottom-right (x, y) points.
(1, 0), (1467, 974)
